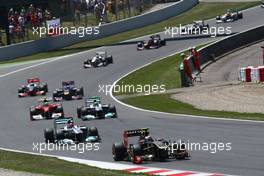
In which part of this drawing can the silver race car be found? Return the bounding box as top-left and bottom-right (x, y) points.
(77, 96), (117, 120)
(216, 9), (243, 23)
(84, 51), (113, 68)
(44, 117), (100, 144)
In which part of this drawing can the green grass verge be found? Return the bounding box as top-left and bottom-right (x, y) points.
(0, 150), (144, 176)
(113, 43), (208, 95)
(2, 2), (260, 64)
(121, 94), (264, 121)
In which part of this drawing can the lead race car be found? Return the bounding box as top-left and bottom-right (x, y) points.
(77, 96), (117, 120)
(112, 128), (190, 164)
(83, 51), (113, 68)
(53, 81), (84, 101)
(137, 35), (166, 50)
(44, 117), (100, 144)
(30, 97), (64, 121)
(18, 78), (48, 97)
(216, 9), (243, 23)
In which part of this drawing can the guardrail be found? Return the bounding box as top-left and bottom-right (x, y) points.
(0, 0), (198, 61)
(180, 24), (264, 87)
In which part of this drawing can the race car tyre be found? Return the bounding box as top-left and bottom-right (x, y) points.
(161, 40), (166, 46)
(77, 107), (82, 118)
(238, 12), (243, 19)
(112, 142), (127, 161)
(108, 56), (113, 64)
(44, 128), (55, 143)
(44, 84), (48, 92)
(56, 106), (64, 116)
(109, 105), (117, 118)
(89, 126), (99, 136)
(56, 129), (64, 141)
(130, 144), (142, 157)
(53, 92), (58, 101)
(30, 107), (37, 121)
(79, 87), (84, 97)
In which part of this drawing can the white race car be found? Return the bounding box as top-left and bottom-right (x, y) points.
(84, 51), (113, 68)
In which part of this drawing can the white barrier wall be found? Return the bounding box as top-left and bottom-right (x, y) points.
(0, 0), (198, 60)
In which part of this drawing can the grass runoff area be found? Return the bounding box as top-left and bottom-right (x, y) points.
(0, 150), (144, 176)
(122, 94), (264, 121)
(1, 2), (260, 64)
(114, 43), (264, 121)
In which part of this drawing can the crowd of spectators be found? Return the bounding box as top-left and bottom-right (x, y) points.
(8, 4), (52, 43)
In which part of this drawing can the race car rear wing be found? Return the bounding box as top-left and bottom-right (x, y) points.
(54, 117), (73, 129)
(27, 78), (40, 83)
(84, 96), (101, 106)
(123, 128), (149, 148)
(62, 81), (75, 90)
(123, 128), (149, 137)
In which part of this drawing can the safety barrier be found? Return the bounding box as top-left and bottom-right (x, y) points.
(0, 0), (198, 61)
(180, 24), (264, 87)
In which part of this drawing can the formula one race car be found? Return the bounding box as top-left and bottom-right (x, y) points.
(181, 20), (209, 35)
(77, 96), (117, 120)
(112, 128), (190, 164)
(53, 81), (84, 101)
(18, 78), (48, 97)
(30, 97), (64, 121)
(137, 35), (166, 50)
(44, 117), (100, 144)
(216, 9), (243, 23)
(83, 51), (113, 68)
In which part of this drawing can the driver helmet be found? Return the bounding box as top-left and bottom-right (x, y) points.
(93, 99), (99, 106)
(67, 119), (74, 128)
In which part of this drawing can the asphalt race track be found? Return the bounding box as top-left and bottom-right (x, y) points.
(0, 6), (264, 176)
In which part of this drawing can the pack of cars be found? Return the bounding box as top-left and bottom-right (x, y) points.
(216, 9), (243, 23)
(77, 96), (117, 120)
(17, 36), (193, 165)
(112, 128), (190, 164)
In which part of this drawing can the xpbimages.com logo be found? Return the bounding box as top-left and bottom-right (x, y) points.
(164, 24), (232, 37)
(32, 142), (100, 154)
(161, 140), (232, 154)
(98, 83), (166, 95)
(32, 26), (100, 38)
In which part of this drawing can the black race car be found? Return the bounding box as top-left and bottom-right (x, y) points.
(18, 78), (48, 97)
(44, 117), (100, 144)
(216, 9), (243, 23)
(112, 128), (190, 164)
(53, 81), (84, 101)
(181, 20), (209, 35)
(84, 51), (113, 68)
(77, 96), (117, 120)
(137, 35), (166, 50)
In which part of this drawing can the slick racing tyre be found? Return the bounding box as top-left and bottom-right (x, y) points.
(112, 142), (127, 161)
(44, 128), (55, 143)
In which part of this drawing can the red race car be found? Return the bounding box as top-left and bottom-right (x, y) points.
(30, 97), (64, 121)
(18, 78), (48, 97)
